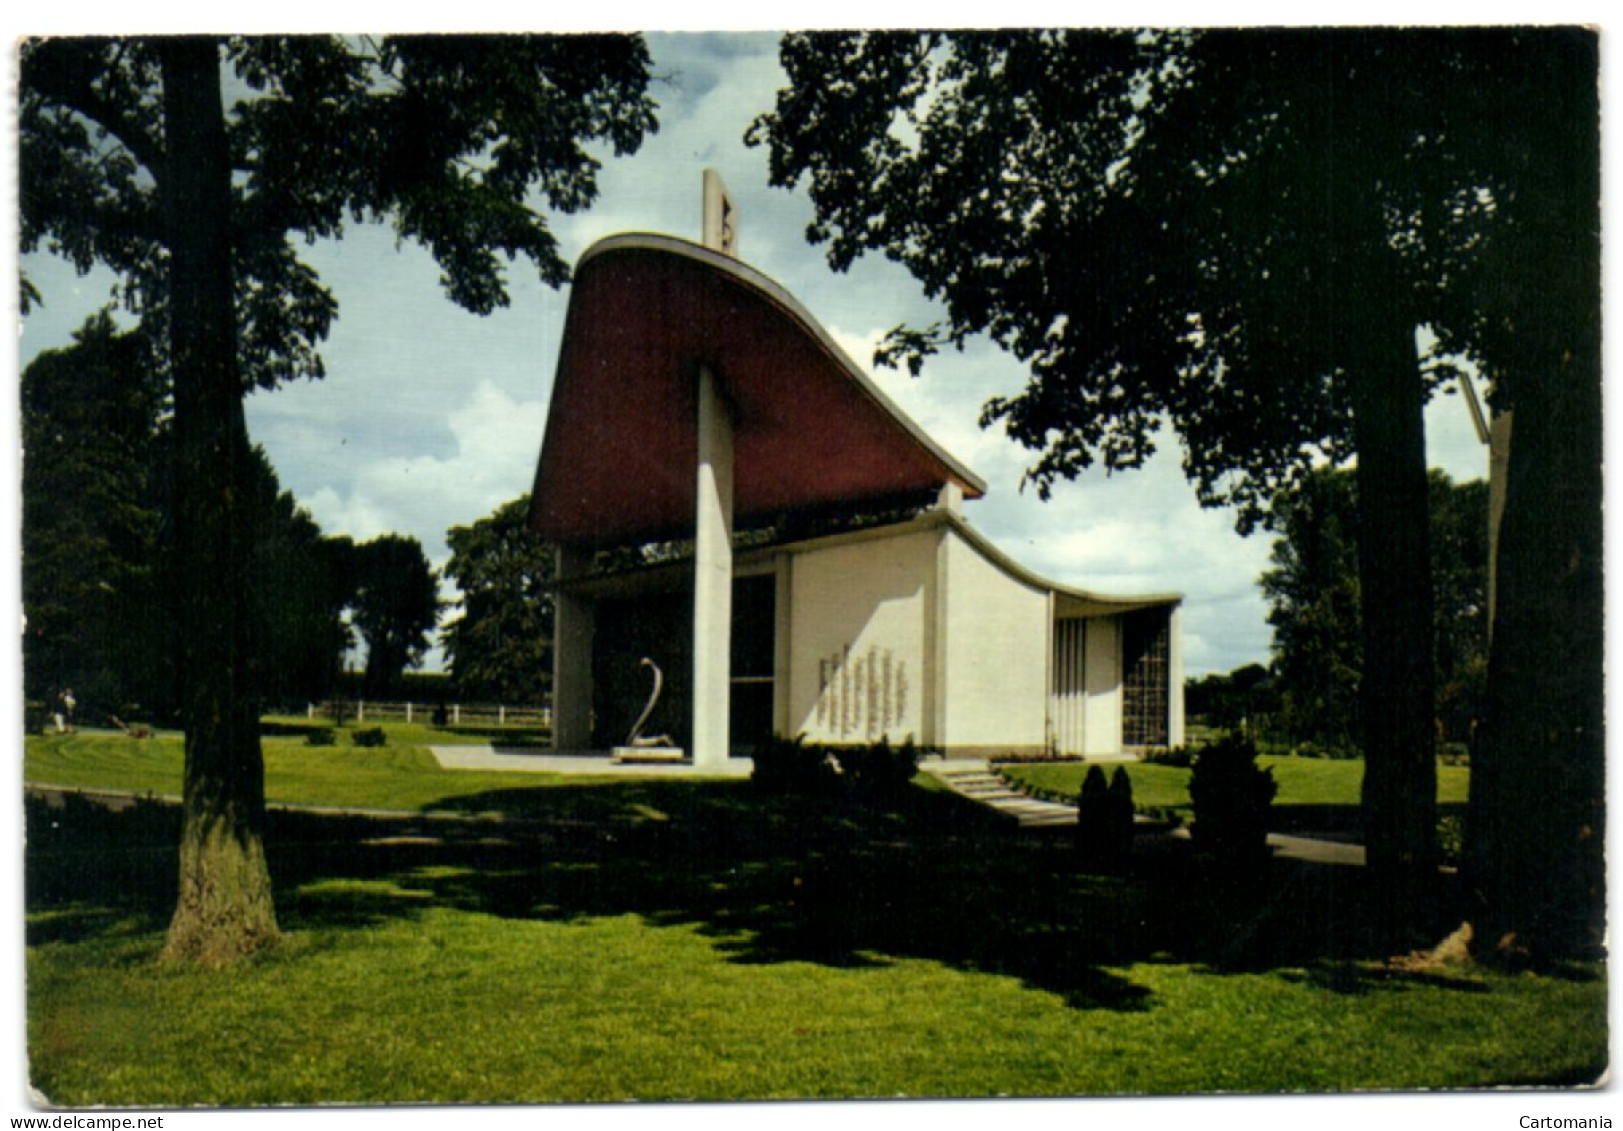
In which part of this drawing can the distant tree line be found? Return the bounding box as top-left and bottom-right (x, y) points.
(1255, 467), (1488, 757)
(22, 316), (442, 723)
(440, 495), (554, 705)
(1187, 468), (1487, 757)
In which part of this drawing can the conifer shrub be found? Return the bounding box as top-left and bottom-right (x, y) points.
(304, 727), (337, 747)
(1076, 765), (1136, 871)
(1188, 733), (1277, 865)
(352, 726), (387, 748)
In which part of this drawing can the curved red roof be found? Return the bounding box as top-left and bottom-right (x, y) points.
(529, 234), (986, 548)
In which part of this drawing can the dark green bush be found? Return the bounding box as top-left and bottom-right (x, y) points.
(753, 734), (919, 796)
(837, 736), (920, 796)
(1145, 745), (1195, 768)
(1076, 765), (1135, 871)
(352, 727), (387, 748)
(1188, 733), (1277, 865)
(24, 701), (50, 736)
(304, 728), (337, 747)
(752, 734), (838, 793)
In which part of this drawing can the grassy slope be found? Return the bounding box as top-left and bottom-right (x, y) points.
(23, 729), (1605, 1103)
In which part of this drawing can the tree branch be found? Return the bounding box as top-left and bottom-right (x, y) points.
(24, 40), (168, 186)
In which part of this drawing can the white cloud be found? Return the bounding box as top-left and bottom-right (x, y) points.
(292, 379), (545, 564)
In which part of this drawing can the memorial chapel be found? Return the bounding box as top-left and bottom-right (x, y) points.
(528, 173), (1184, 766)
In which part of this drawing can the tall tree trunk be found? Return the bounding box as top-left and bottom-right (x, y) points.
(1350, 319), (1439, 948)
(1472, 336), (1604, 959)
(1468, 31), (1603, 961)
(158, 37), (279, 964)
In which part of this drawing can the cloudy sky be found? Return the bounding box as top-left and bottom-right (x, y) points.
(16, 30), (1497, 678)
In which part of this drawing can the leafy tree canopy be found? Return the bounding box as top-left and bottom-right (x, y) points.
(748, 28), (1568, 530)
(243, 453), (358, 711)
(21, 34), (659, 389)
(351, 534), (442, 698)
(21, 313), (167, 716)
(1262, 468), (1488, 753)
(22, 313), (365, 721)
(442, 496), (555, 703)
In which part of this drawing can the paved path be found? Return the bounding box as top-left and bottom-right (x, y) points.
(922, 759), (1368, 866)
(429, 745), (755, 778)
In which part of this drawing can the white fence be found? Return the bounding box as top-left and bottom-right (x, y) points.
(307, 700), (552, 729)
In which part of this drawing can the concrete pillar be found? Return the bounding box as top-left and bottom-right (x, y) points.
(1085, 617), (1123, 757)
(772, 554), (794, 738)
(691, 364), (735, 767)
(552, 546), (595, 751)
(923, 528), (950, 751)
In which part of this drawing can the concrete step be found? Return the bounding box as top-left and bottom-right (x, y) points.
(922, 761), (1082, 829)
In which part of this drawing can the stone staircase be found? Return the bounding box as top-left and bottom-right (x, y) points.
(924, 761), (1079, 828)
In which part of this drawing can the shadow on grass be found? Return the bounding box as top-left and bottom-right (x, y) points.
(1267, 801), (1470, 839)
(1280, 961), (1492, 996)
(24, 780), (1473, 1011)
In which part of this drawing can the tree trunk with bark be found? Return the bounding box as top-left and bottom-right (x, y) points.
(157, 37), (279, 964)
(1467, 32), (1604, 960)
(1350, 316), (1440, 949)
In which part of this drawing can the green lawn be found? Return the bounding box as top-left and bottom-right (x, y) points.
(23, 728), (1605, 1104)
(1002, 755), (1472, 814)
(25, 728), (651, 817)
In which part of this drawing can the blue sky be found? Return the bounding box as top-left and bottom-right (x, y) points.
(16, 30), (1496, 678)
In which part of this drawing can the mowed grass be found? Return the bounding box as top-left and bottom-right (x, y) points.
(25, 729), (659, 817)
(1002, 755), (1473, 813)
(23, 728), (1606, 1104)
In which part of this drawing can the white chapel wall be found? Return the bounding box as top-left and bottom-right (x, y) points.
(937, 529), (1050, 753)
(784, 528), (936, 745)
(1083, 615), (1124, 757)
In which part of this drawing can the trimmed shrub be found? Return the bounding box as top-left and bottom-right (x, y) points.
(837, 736), (920, 796)
(752, 734), (839, 793)
(304, 728), (337, 747)
(1145, 745), (1195, 768)
(753, 734), (919, 797)
(1077, 765), (1136, 871)
(352, 726), (387, 748)
(1188, 733), (1277, 866)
